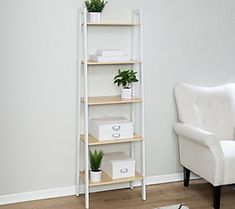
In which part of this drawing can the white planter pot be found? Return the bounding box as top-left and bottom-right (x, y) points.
(121, 87), (132, 99)
(88, 12), (101, 23)
(90, 170), (102, 182)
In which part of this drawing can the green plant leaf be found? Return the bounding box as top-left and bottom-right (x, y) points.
(89, 149), (104, 171)
(85, 0), (108, 12)
(113, 69), (138, 87)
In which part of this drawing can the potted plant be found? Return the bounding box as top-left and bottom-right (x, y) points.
(85, 0), (108, 23)
(114, 69), (138, 99)
(89, 149), (104, 182)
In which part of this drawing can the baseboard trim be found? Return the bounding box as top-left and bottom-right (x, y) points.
(0, 172), (199, 205)
(146, 172), (199, 185)
(0, 186), (76, 206)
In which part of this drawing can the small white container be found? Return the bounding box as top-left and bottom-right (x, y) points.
(121, 87), (132, 99)
(102, 152), (135, 179)
(90, 170), (102, 182)
(89, 117), (133, 141)
(88, 12), (101, 23)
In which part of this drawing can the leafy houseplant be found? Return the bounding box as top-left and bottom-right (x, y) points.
(85, 0), (108, 23)
(114, 69), (138, 99)
(89, 149), (104, 182)
(85, 0), (107, 12)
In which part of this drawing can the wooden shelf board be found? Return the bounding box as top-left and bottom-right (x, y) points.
(80, 134), (142, 146)
(86, 22), (140, 26)
(82, 60), (141, 65)
(81, 96), (142, 105)
(80, 171), (143, 187)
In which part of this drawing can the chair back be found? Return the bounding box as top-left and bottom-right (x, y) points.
(175, 83), (235, 139)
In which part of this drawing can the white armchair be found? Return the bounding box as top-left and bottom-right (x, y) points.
(174, 83), (235, 209)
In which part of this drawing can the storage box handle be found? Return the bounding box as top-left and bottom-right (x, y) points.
(112, 133), (120, 138)
(112, 125), (120, 131)
(120, 168), (128, 173)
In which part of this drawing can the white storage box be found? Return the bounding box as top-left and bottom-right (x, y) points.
(97, 50), (124, 56)
(90, 54), (130, 62)
(102, 152), (135, 179)
(89, 117), (133, 141)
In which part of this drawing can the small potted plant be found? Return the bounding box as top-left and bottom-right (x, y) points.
(89, 149), (104, 182)
(85, 0), (108, 23)
(114, 69), (138, 99)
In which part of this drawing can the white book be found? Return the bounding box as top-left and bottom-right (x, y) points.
(97, 50), (125, 57)
(90, 55), (130, 62)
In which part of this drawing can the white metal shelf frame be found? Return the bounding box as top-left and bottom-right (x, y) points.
(77, 8), (146, 209)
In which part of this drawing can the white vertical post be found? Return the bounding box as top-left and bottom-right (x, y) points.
(140, 9), (146, 201)
(130, 101), (134, 190)
(83, 8), (90, 209)
(129, 9), (138, 190)
(135, 9), (146, 201)
(130, 93), (134, 189)
(76, 9), (82, 197)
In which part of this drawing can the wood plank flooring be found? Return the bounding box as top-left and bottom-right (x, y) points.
(1, 179), (235, 209)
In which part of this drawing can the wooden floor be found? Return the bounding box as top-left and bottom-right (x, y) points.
(1, 179), (235, 209)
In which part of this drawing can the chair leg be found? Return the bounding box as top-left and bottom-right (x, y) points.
(183, 167), (190, 187)
(213, 186), (221, 209)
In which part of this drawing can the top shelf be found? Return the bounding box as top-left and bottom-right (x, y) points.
(84, 22), (140, 26)
(82, 59), (141, 65)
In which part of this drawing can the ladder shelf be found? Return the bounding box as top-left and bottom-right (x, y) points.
(77, 8), (146, 209)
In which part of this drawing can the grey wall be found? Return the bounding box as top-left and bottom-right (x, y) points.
(0, 0), (234, 195)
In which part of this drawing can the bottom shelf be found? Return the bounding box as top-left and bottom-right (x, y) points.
(80, 171), (143, 187)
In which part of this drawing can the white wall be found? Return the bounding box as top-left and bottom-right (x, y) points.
(0, 0), (235, 196)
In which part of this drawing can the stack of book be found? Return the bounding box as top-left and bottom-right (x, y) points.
(90, 50), (130, 62)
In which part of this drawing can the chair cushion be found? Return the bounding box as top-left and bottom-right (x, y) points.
(220, 140), (235, 184)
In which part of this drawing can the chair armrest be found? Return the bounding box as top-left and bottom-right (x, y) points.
(174, 122), (219, 148)
(174, 122), (225, 185)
